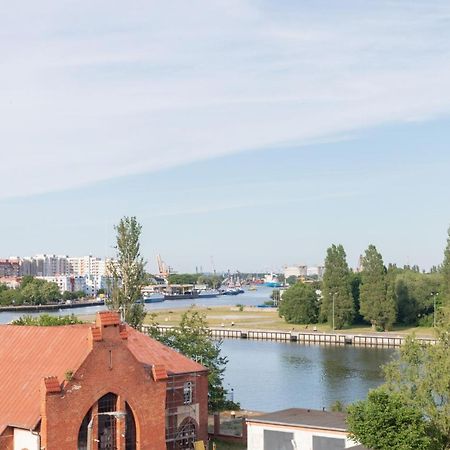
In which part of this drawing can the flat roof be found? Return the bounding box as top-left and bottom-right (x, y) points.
(247, 408), (348, 431)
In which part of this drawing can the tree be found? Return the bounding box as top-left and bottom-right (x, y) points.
(382, 330), (450, 449)
(107, 216), (146, 329)
(197, 274), (223, 289)
(360, 245), (396, 331)
(395, 271), (442, 326)
(442, 226), (450, 304)
(167, 274), (199, 285)
(320, 244), (354, 329)
(286, 275), (298, 286)
(279, 283), (318, 324)
(347, 389), (438, 450)
(148, 310), (239, 412)
(350, 271), (363, 323)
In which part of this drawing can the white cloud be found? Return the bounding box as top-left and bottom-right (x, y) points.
(1, 0), (450, 198)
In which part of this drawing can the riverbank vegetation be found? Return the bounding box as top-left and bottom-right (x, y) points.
(0, 276), (62, 306)
(279, 227), (450, 331)
(348, 315), (450, 450)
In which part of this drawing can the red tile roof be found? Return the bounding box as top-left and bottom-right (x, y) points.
(0, 320), (206, 430)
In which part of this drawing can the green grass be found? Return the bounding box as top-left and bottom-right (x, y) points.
(142, 305), (436, 337)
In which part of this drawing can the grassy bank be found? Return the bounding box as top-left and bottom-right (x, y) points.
(142, 305), (435, 337)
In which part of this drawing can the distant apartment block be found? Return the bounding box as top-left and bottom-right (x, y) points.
(1, 254), (115, 296)
(0, 259), (20, 278)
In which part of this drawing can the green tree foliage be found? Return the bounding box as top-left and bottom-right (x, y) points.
(395, 271), (442, 326)
(0, 277), (60, 306)
(12, 314), (83, 326)
(148, 310), (239, 412)
(167, 273), (199, 285)
(62, 290), (85, 301)
(279, 283), (318, 324)
(382, 330), (450, 449)
(347, 389), (438, 450)
(286, 275), (298, 286)
(349, 271), (363, 324)
(442, 227), (450, 304)
(197, 274), (223, 289)
(320, 244), (354, 329)
(360, 245), (396, 331)
(107, 216), (146, 329)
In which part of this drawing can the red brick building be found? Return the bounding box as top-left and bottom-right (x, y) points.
(0, 311), (208, 450)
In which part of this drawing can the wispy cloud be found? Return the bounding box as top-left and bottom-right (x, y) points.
(1, 0), (450, 198)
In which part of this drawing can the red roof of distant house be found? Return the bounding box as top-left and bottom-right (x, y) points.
(0, 321), (206, 430)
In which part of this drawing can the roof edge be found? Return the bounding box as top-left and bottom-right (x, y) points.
(246, 418), (347, 432)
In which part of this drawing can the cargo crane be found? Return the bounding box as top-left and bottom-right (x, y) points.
(156, 254), (172, 278)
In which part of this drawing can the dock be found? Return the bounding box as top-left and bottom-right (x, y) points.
(143, 325), (436, 348)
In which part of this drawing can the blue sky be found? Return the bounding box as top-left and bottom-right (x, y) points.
(1, 1), (450, 272)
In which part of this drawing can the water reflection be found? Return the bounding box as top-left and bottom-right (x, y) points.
(221, 339), (396, 412)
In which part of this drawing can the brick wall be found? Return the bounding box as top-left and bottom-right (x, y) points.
(40, 322), (168, 450)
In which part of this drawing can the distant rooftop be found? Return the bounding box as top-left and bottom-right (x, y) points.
(247, 408), (348, 431)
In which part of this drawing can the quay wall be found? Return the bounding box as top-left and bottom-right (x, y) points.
(142, 325), (436, 348)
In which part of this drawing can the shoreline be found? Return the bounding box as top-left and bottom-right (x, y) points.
(144, 323), (436, 348)
(0, 300), (104, 313)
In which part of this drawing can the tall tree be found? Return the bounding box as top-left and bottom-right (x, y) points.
(320, 244), (354, 329)
(442, 226), (450, 304)
(360, 245), (396, 331)
(108, 216), (146, 329)
(279, 283), (319, 324)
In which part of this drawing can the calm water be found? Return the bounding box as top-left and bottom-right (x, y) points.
(221, 339), (396, 412)
(0, 287), (273, 324)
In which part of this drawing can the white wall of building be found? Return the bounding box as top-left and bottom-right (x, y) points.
(13, 428), (40, 450)
(247, 423), (360, 450)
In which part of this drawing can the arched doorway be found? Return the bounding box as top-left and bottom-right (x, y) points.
(175, 417), (198, 450)
(77, 393), (137, 450)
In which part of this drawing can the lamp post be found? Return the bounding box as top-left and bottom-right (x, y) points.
(87, 411), (126, 450)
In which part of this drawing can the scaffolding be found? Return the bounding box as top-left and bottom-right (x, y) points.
(165, 373), (201, 450)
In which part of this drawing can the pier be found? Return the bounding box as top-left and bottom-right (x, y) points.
(143, 325), (436, 348)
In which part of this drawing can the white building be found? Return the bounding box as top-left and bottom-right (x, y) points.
(37, 275), (87, 294)
(284, 265), (308, 280)
(19, 255), (69, 277)
(68, 256), (111, 277)
(247, 408), (367, 450)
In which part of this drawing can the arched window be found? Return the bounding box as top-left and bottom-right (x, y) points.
(98, 393), (118, 449)
(125, 402), (136, 450)
(175, 417), (198, 450)
(77, 393), (137, 450)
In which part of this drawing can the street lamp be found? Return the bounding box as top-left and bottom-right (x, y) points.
(87, 411), (127, 450)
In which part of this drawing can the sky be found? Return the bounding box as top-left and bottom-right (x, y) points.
(1, 0), (450, 273)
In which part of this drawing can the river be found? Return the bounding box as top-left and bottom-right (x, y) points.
(0, 287), (272, 324)
(221, 338), (396, 412)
